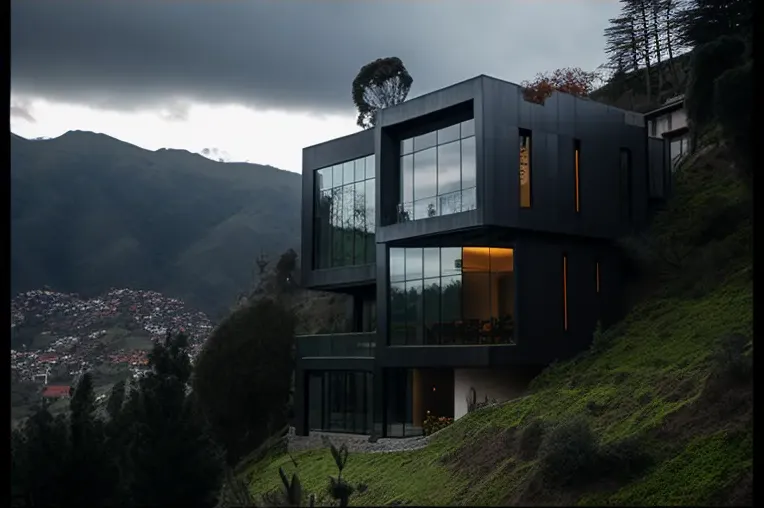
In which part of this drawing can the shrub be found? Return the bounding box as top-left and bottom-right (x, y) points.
(685, 36), (746, 131)
(597, 435), (653, 481)
(422, 413), (454, 436)
(707, 333), (752, 395)
(713, 60), (752, 180)
(538, 417), (599, 486)
(517, 418), (545, 461)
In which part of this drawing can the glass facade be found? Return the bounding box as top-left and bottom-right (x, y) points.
(314, 155), (376, 269)
(389, 247), (516, 346)
(398, 119), (476, 222)
(308, 371), (373, 434)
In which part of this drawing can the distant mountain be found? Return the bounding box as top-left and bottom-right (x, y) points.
(11, 131), (301, 319)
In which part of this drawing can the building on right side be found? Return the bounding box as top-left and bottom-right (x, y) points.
(294, 75), (671, 438)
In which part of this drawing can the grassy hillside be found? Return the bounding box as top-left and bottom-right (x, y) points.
(11, 131), (301, 318)
(243, 142), (752, 505)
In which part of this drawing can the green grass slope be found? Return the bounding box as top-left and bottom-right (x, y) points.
(243, 142), (752, 506)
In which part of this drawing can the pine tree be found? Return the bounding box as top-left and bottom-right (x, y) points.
(126, 332), (224, 507)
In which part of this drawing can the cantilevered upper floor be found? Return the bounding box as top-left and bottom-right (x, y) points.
(301, 75), (668, 291)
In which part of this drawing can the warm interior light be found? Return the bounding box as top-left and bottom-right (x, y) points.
(432, 386), (436, 392)
(574, 147), (580, 212)
(563, 255), (568, 331)
(596, 262), (600, 293)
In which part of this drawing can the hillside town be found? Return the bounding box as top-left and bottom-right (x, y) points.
(10, 288), (214, 397)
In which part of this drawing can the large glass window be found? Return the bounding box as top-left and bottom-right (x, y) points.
(314, 155), (376, 269)
(308, 370), (373, 434)
(388, 247), (516, 346)
(398, 119), (476, 222)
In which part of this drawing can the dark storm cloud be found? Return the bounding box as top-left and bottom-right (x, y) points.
(11, 0), (619, 115)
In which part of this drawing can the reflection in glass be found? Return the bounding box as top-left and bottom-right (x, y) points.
(437, 124), (460, 145)
(439, 191), (462, 216)
(462, 187), (476, 211)
(461, 137), (476, 189)
(413, 131), (437, 152)
(405, 248), (423, 281)
(397, 119), (477, 223)
(423, 248), (440, 278)
(313, 155), (376, 269)
(414, 197), (437, 220)
(330, 164), (341, 188)
(414, 148), (437, 199)
(308, 371), (373, 434)
(390, 248), (406, 282)
(437, 141), (461, 195)
(461, 119), (475, 138)
(401, 154), (414, 204)
(365, 154), (376, 180)
(355, 157), (366, 182)
(388, 247), (516, 346)
(405, 280), (424, 345)
(318, 167), (332, 190)
(390, 282), (407, 345)
(343, 161), (355, 186)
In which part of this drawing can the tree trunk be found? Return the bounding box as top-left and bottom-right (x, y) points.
(638, 1), (654, 104)
(664, 1), (681, 93)
(652, 0), (664, 101)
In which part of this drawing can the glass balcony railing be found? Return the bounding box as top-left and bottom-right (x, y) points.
(297, 332), (376, 358)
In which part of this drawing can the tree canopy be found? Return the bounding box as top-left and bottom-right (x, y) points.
(352, 57), (413, 129)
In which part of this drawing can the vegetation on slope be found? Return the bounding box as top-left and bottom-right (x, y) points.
(243, 141), (752, 506)
(10, 131), (301, 319)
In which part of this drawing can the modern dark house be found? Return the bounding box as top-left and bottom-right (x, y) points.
(295, 75), (668, 438)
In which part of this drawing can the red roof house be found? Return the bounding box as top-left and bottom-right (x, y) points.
(42, 385), (71, 398)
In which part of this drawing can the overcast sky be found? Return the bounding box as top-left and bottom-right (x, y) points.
(11, 0), (620, 172)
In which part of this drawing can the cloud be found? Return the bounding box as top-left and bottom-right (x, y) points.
(10, 100), (35, 123)
(11, 0), (619, 116)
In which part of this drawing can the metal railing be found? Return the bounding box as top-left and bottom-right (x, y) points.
(296, 332), (376, 358)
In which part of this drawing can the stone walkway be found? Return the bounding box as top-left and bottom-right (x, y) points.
(286, 427), (432, 454)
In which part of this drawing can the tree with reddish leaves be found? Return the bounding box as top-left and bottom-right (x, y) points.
(521, 67), (600, 105)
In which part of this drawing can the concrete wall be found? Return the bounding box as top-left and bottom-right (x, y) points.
(453, 367), (537, 420)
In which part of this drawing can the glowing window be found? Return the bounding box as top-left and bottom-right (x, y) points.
(595, 262), (600, 294)
(574, 139), (581, 213)
(563, 255), (568, 331)
(519, 130), (532, 208)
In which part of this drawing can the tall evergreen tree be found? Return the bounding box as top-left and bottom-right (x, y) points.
(126, 332), (224, 507)
(11, 404), (71, 507)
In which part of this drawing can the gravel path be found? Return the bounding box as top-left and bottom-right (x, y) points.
(286, 427), (432, 454)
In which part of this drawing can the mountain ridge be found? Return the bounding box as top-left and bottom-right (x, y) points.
(11, 130), (302, 320)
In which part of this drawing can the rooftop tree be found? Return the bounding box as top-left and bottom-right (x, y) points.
(352, 57), (413, 129)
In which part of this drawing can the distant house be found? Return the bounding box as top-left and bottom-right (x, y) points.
(42, 385), (71, 398)
(645, 95), (691, 169)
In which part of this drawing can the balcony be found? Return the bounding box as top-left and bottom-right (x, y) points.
(296, 332), (376, 359)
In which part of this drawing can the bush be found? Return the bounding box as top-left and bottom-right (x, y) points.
(517, 418), (545, 461)
(193, 298), (296, 465)
(538, 417), (599, 486)
(685, 36), (746, 131)
(597, 435), (653, 481)
(422, 413), (454, 436)
(713, 61), (752, 180)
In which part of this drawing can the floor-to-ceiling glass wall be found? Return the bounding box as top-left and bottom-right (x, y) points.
(389, 247), (516, 345)
(307, 371), (373, 434)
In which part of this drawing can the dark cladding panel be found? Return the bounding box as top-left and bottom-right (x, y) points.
(647, 137), (667, 199)
(379, 77), (482, 128)
(480, 78), (521, 227)
(513, 238), (561, 357)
